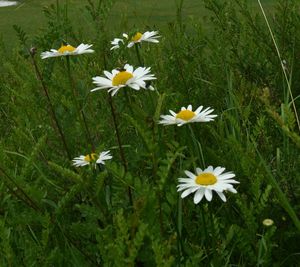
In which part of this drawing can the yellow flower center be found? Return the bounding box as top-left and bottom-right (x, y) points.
(195, 173), (217, 186)
(84, 153), (97, 162)
(176, 110), (196, 121)
(58, 44), (76, 53)
(132, 32), (143, 42)
(112, 71), (133, 86)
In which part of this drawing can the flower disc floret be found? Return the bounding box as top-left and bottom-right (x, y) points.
(112, 71), (134, 86)
(58, 44), (76, 53)
(176, 110), (195, 121)
(195, 173), (217, 185)
(84, 153), (97, 162)
(131, 32), (143, 42)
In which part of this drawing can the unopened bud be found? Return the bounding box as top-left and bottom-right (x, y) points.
(30, 47), (37, 56)
(263, 218), (274, 227)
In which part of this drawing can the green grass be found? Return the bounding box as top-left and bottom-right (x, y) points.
(1, 0), (299, 266)
(1, 0), (276, 45)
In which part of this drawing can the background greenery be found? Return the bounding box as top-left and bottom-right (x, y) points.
(1, 0), (275, 44)
(0, 0), (300, 266)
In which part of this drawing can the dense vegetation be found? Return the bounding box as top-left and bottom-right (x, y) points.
(0, 0), (299, 266)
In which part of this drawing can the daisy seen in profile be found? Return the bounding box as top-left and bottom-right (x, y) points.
(91, 64), (156, 96)
(177, 166), (239, 204)
(72, 150), (112, 168)
(41, 42), (94, 59)
(110, 38), (124, 50)
(159, 104), (217, 126)
(110, 33), (129, 50)
(126, 31), (160, 48)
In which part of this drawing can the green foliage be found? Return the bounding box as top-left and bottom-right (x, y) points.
(0, 0), (299, 266)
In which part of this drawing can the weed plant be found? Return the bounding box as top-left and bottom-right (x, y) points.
(0, 0), (299, 266)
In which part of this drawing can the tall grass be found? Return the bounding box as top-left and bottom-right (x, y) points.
(0, 0), (299, 266)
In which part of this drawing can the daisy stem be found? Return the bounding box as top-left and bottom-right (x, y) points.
(188, 125), (206, 169)
(177, 196), (183, 262)
(29, 50), (72, 160)
(157, 191), (164, 235)
(107, 94), (133, 205)
(208, 208), (217, 253)
(134, 44), (143, 66)
(66, 56), (95, 151)
(200, 205), (209, 245)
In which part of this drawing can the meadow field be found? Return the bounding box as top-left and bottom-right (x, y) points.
(0, 0), (300, 266)
(0, 0), (276, 44)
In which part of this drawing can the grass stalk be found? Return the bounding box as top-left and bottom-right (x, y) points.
(176, 0), (184, 31)
(257, 0), (300, 133)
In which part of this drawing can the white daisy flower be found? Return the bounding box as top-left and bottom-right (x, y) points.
(72, 151), (112, 168)
(127, 31), (160, 48)
(159, 105), (217, 126)
(41, 43), (94, 59)
(91, 64), (156, 96)
(177, 166), (239, 204)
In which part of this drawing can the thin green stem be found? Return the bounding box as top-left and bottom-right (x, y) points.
(177, 196), (183, 265)
(134, 44), (143, 66)
(208, 208), (217, 253)
(102, 44), (133, 205)
(176, 0), (184, 32)
(30, 50), (72, 160)
(66, 56), (94, 151)
(257, 0), (300, 133)
(107, 94), (133, 205)
(157, 191), (164, 235)
(200, 205), (208, 245)
(0, 166), (41, 212)
(188, 125), (206, 169)
(56, 222), (101, 266)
